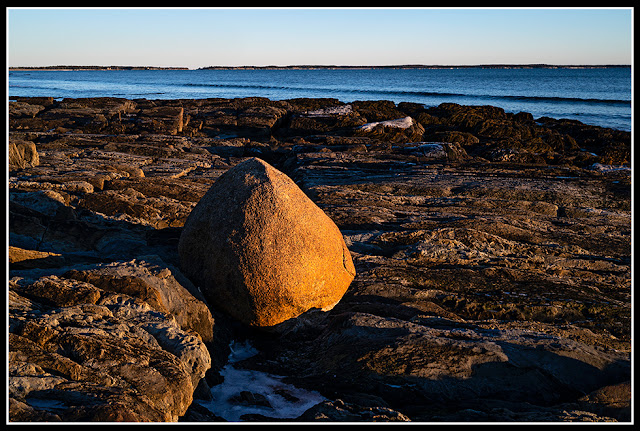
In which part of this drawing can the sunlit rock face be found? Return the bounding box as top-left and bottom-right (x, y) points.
(9, 139), (40, 170)
(8, 259), (212, 422)
(178, 157), (355, 328)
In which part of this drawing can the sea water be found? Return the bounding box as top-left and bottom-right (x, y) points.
(197, 340), (325, 422)
(8, 67), (631, 131)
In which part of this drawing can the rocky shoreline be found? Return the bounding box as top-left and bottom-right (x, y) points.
(8, 96), (631, 422)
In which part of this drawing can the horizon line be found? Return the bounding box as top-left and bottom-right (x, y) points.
(9, 63), (632, 70)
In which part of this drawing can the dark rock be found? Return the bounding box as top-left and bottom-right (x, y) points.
(230, 391), (272, 408)
(297, 399), (410, 421)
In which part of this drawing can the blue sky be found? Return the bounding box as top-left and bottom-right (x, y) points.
(7, 7), (633, 68)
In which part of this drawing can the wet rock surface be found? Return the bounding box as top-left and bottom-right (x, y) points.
(8, 96), (631, 422)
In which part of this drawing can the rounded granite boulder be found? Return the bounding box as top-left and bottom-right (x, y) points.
(178, 157), (355, 328)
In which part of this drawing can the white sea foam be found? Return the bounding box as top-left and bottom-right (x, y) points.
(304, 105), (353, 117)
(359, 116), (413, 131)
(200, 340), (325, 422)
(588, 163), (631, 173)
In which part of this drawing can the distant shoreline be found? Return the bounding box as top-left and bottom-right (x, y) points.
(9, 66), (190, 71)
(9, 64), (631, 71)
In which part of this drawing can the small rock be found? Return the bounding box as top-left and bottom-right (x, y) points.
(9, 140), (40, 170)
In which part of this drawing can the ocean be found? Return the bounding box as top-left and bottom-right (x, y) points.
(8, 67), (632, 132)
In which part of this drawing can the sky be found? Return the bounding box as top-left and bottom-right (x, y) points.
(6, 7), (634, 68)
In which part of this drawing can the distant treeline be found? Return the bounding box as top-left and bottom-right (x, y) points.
(198, 64), (631, 70)
(10, 66), (190, 70)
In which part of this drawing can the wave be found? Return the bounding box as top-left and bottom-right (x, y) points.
(480, 93), (631, 106)
(341, 88), (631, 107)
(180, 82), (630, 106)
(10, 83), (72, 91)
(113, 92), (167, 96)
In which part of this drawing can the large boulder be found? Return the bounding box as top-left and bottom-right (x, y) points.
(178, 157), (355, 328)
